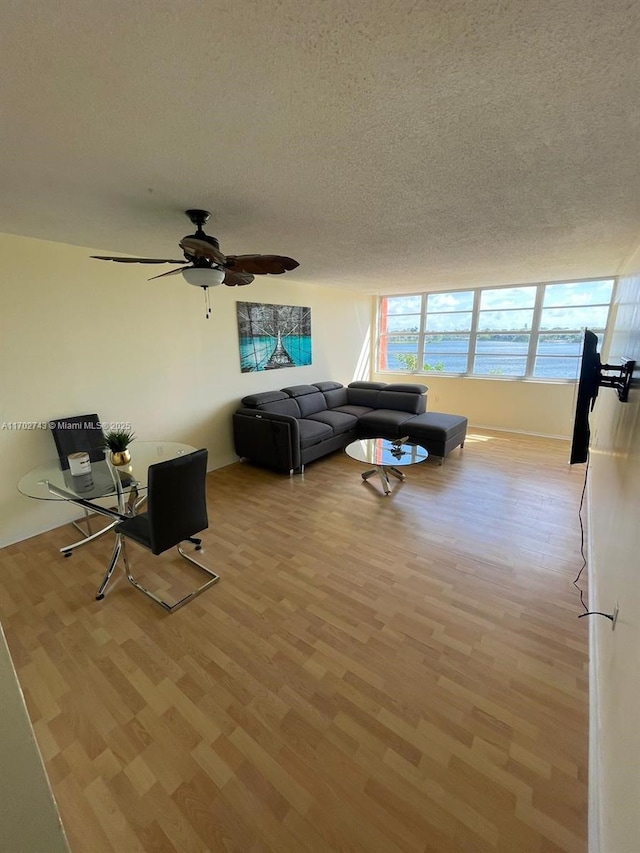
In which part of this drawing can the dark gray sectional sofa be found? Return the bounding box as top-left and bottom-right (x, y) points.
(233, 380), (468, 474)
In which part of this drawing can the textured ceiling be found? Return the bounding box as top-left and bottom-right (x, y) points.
(1, 0), (639, 293)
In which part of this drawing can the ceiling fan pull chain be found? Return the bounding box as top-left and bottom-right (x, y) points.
(202, 285), (211, 319)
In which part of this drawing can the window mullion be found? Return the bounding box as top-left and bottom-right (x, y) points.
(417, 293), (427, 373)
(527, 284), (544, 377)
(468, 290), (480, 374)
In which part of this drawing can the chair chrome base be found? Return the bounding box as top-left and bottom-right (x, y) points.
(95, 534), (123, 600)
(118, 538), (220, 613)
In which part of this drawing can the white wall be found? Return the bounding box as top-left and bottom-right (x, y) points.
(587, 244), (640, 853)
(0, 233), (373, 547)
(0, 624), (69, 851)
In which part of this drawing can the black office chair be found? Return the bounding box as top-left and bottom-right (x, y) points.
(114, 448), (220, 613)
(50, 413), (119, 554)
(50, 413), (107, 468)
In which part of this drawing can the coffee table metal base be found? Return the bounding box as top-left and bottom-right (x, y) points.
(361, 465), (405, 495)
(345, 438), (428, 496)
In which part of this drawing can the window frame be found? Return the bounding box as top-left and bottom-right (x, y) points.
(377, 278), (615, 381)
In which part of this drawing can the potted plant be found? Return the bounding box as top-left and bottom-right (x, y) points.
(102, 428), (136, 466)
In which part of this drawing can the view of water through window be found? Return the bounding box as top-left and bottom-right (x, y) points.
(385, 339), (583, 377)
(378, 280), (614, 380)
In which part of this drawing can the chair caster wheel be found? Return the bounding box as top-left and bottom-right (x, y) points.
(63, 551), (72, 558)
(95, 594), (104, 601)
(195, 545), (202, 551)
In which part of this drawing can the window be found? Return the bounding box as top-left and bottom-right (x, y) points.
(377, 279), (614, 380)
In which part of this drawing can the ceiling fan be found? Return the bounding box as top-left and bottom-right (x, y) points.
(92, 209), (299, 317)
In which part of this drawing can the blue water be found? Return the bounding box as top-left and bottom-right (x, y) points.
(239, 335), (312, 373)
(383, 340), (581, 379)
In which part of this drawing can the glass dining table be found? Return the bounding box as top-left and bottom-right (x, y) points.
(18, 441), (197, 600)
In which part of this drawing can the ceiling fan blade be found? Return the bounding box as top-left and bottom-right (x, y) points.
(91, 256), (186, 264)
(179, 237), (226, 265)
(225, 254), (299, 275)
(223, 271), (255, 287)
(148, 267), (188, 281)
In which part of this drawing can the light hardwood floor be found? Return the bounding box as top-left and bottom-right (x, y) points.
(0, 430), (589, 852)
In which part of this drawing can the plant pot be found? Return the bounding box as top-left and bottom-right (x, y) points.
(110, 450), (131, 466)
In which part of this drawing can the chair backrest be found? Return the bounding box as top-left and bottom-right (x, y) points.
(146, 449), (209, 555)
(50, 414), (106, 469)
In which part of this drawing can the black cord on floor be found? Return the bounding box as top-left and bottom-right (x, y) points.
(572, 451), (616, 623)
(578, 611), (615, 621)
(572, 454), (590, 614)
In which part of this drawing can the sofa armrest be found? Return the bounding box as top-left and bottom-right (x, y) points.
(233, 409), (301, 473)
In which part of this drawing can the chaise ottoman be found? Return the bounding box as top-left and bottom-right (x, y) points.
(404, 412), (468, 464)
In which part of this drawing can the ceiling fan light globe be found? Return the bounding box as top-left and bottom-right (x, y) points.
(181, 267), (226, 288)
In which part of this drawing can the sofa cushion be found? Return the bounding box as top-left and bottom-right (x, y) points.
(377, 388), (426, 414)
(241, 390), (289, 407)
(257, 398), (302, 417)
(405, 412), (468, 444)
(348, 382), (388, 389)
(298, 419), (333, 449)
(319, 386), (349, 409)
(312, 381), (344, 392)
(384, 383), (428, 395)
(357, 408), (417, 435)
(299, 392), (329, 417)
(282, 385), (328, 416)
(332, 404), (374, 418)
(281, 384), (319, 397)
(306, 410), (359, 435)
(347, 382), (386, 408)
(404, 412), (468, 462)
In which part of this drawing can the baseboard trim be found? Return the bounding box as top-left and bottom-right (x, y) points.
(467, 423), (570, 441)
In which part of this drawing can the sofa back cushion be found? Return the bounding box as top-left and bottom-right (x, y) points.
(258, 398), (302, 417)
(240, 391), (301, 418)
(241, 390), (289, 408)
(347, 381), (387, 408)
(312, 381), (349, 409)
(282, 385), (328, 417)
(322, 387), (349, 408)
(385, 383), (428, 395)
(377, 385), (427, 415)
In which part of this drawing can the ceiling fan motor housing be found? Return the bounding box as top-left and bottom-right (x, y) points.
(184, 233), (220, 250)
(185, 209), (211, 228)
(183, 235), (221, 264)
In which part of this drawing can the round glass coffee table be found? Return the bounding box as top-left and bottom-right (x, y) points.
(345, 437), (428, 495)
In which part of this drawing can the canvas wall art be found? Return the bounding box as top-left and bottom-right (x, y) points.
(236, 302), (312, 372)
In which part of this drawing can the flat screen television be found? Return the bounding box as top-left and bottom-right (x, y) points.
(570, 330), (601, 464)
(570, 329), (635, 464)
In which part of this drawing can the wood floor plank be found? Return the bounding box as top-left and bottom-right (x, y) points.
(0, 430), (590, 851)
